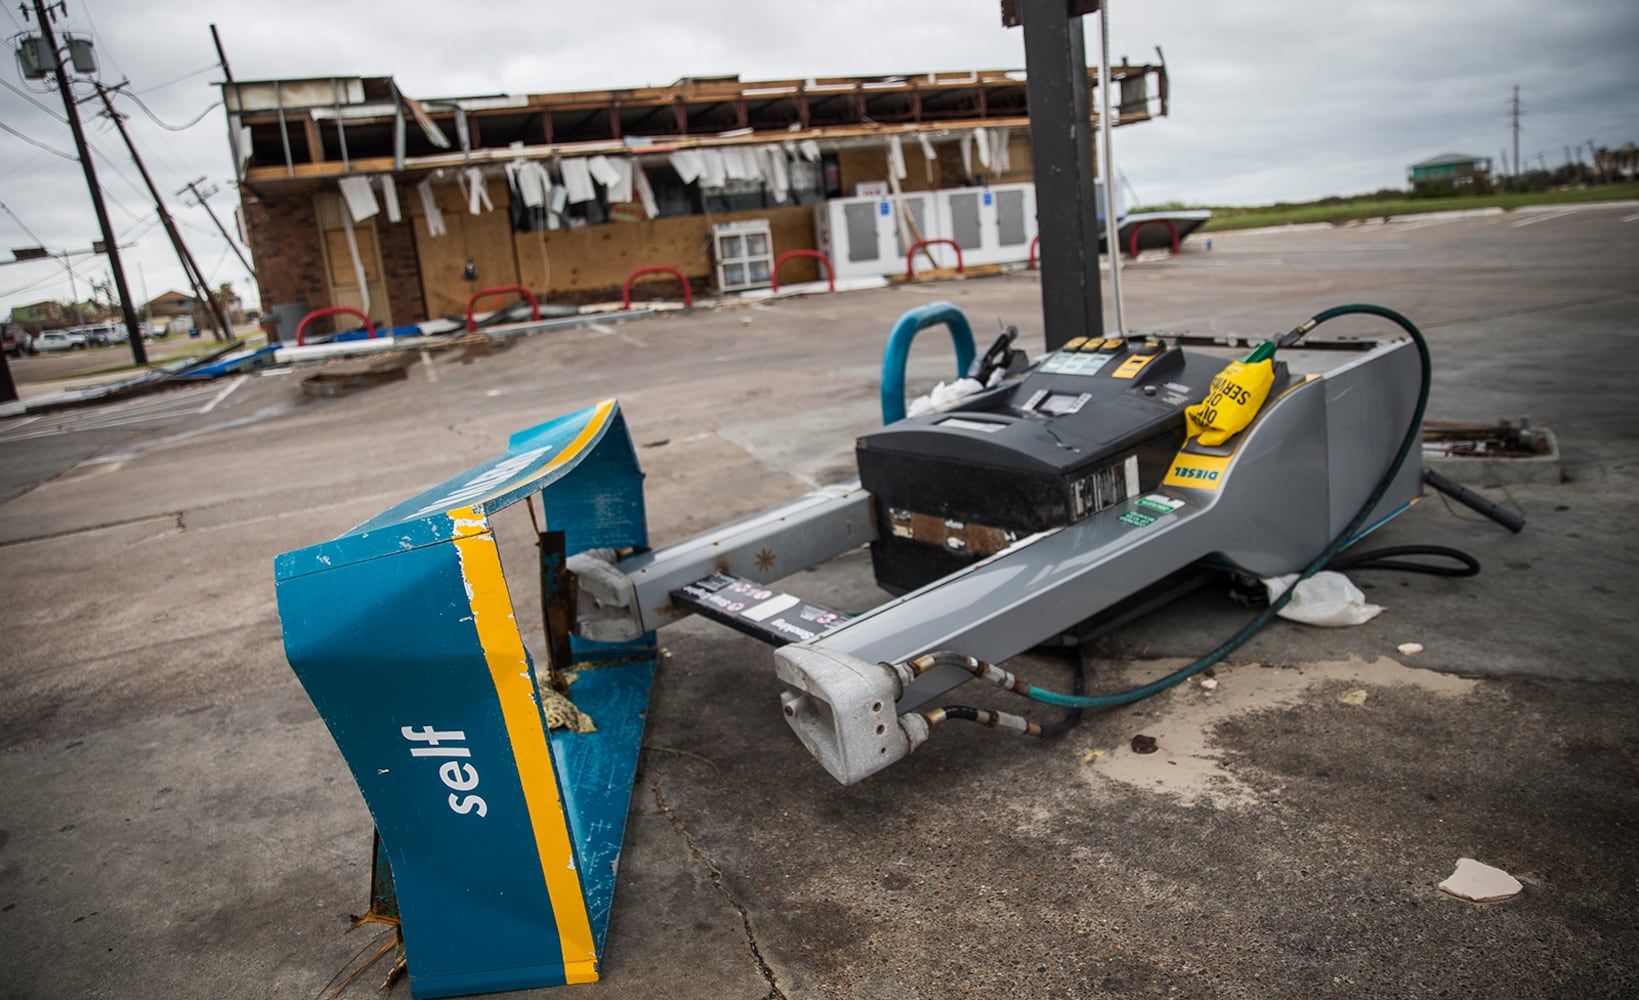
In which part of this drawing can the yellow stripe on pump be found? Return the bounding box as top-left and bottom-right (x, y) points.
(451, 513), (599, 982)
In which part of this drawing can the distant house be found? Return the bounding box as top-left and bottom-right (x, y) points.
(1409, 153), (1492, 193)
(147, 290), (197, 317)
(1594, 143), (1637, 182)
(10, 300), (64, 333)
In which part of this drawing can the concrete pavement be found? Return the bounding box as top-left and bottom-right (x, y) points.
(1, 203), (1636, 999)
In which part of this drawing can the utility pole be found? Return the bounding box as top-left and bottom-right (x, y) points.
(27, 0), (146, 364)
(179, 177), (254, 276)
(208, 25), (243, 179)
(1509, 85), (1521, 184)
(94, 84), (232, 342)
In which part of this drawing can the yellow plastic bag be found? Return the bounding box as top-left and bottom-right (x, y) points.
(1184, 359), (1275, 446)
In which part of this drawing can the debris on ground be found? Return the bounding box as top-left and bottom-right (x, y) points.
(1339, 688), (1369, 706)
(299, 355), (414, 397)
(1399, 642), (1425, 655)
(1439, 858), (1524, 902)
(1130, 734), (1158, 754)
(1265, 570), (1384, 627)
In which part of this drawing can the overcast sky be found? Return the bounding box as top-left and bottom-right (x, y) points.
(3, 0), (1635, 314)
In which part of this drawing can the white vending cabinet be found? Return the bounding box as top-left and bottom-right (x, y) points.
(814, 192), (947, 281)
(934, 183), (1039, 267)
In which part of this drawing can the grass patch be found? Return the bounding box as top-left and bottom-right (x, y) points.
(1136, 183), (1639, 233)
(37, 334), (258, 383)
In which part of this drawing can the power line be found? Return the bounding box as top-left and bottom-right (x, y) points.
(0, 198), (51, 247)
(138, 61), (220, 95)
(113, 87), (222, 131)
(0, 76), (66, 121)
(0, 120), (76, 159)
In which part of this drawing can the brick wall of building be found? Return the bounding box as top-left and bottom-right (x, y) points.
(376, 216), (425, 326)
(241, 189), (327, 317)
(241, 188), (427, 330)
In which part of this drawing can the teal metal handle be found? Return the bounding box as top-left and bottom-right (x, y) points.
(880, 301), (977, 424)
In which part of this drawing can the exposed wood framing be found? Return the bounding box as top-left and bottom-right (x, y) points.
(232, 66), (1163, 186)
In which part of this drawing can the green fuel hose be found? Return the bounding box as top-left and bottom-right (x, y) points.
(1022, 302), (1432, 710)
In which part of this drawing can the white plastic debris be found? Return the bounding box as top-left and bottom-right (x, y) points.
(1398, 642), (1425, 656)
(1199, 678), (1219, 691)
(1264, 571), (1384, 627)
(906, 378), (986, 417)
(1438, 858), (1523, 902)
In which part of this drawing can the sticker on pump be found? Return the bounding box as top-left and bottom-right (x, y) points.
(1164, 453), (1231, 490)
(1136, 495), (1185, 514)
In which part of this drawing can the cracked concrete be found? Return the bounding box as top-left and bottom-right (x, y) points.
(652, 783), (786, 1000)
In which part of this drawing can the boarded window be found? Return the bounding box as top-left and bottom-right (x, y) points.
(324, 227), (381, 287)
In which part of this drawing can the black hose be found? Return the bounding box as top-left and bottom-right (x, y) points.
(1325, 544), (1480, 577)
(1034, 653), (1085, 738)
(1423, 468), (1527, 533)
(932, 650), (1086, 739)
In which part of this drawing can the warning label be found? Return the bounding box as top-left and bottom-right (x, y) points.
(1069, 454), (1140, 520)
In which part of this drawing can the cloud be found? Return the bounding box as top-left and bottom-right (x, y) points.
(3, 0), (1635, 311)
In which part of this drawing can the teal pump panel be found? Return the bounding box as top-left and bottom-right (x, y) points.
(275, 401), (654, 998)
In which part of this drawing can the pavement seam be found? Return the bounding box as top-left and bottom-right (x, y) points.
(652, 781), (787, 1000)
(0, 509), (185, 548)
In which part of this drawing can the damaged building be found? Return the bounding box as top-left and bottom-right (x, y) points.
(226, 64), (1166, 336)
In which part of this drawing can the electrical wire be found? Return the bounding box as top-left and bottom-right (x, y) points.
(0, 120), (76, 160)
(112, 87), (223, 131)
(0, 77), (67, 121)
(137, 62), (220, 95)
(2, 198), (53, 247)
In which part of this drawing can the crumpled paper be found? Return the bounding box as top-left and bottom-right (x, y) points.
(907, 377), (987, 417)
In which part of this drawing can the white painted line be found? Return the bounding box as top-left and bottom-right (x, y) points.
(198, 375), (248, 415)
(1622, 212), (1639, 223)
(0, 380), (241, 441)
(1397, 217), (1463, 232)
(1511, 209), (1578, 228)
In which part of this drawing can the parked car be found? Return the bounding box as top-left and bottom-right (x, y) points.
(3, 324), (30, 357)
(34, 329), (88, 352)
(78, 323), (116, 346)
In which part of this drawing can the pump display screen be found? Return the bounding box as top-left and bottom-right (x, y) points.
(1035, 391), (1090, 415)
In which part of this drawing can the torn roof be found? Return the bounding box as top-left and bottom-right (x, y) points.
(224, 66), (1166, 186)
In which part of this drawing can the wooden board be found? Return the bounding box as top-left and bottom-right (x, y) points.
(409, 177), (524, 320)
(513, 203), (818, 302)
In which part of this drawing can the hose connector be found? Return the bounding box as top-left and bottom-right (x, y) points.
(774, 646), (927, 784)
(1277, 317), (1319, 349)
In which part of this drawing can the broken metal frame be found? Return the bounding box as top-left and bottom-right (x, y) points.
(276, 401), (656, 998)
